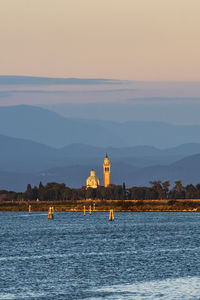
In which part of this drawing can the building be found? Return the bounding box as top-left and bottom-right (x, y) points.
(86, 169), (100, 189)
(86, 154), (111, 189)
(103, 154), (111, 187)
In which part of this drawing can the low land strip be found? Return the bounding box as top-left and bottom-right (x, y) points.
(0, 199), (200, 212)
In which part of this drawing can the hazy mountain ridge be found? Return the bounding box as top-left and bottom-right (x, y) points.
(0, 105), (126, 148)
(40, 154), (200, 190)
(1, 105), (200, 190)
(127, 154), (200, 187)
(1, 133), (200, 190)
(1, 154), (200, 192)
(1, 133), (200, 172)
(2, 105), (200, 148)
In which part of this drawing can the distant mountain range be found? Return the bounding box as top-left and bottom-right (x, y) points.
(1, 105), (200, 148)
(1, 132), (200, 190)
(1, 133), (200, 171)
(1, 104), (200, 191)
(1, 153), (200, 192)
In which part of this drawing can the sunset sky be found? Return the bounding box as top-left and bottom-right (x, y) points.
(1, 0), (200, 81)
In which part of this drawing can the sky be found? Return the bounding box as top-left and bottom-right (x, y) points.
(1, 0), (200, 81)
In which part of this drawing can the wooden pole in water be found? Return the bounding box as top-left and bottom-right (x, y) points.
(48, 207), (52, 219)
(93, 203), (95, 212)
(89, 205), (91, 215)
(51, 207), (54, 220)
(109, 209), (114, 221)
(29, 205), (31, 215)
(84, 205), (86, 216)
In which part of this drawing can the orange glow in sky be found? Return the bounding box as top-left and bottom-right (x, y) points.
(1, 0), (200, 81)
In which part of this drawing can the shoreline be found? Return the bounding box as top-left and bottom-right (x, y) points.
(1, 199), (200, 212)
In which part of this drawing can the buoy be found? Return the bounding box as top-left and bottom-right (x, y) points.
(84, 205), (86, 216)
(89, 205), (92, 215)
(109, 209), (114, 221)
(29, 205), (31, 215)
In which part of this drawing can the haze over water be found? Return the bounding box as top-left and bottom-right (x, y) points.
(0, 212), (200, 299)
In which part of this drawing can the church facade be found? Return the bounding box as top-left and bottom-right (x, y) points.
(86, 169), (100, 189)
(86, 154), (111, 189)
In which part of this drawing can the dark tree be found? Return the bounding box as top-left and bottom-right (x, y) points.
(162, 181), (170, 199)
(171, 181), (185, 199)
(185, 184), (197, 199)
(24, 184), (33, 200)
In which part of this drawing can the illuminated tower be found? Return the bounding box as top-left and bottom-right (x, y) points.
(103, 154), (111, 187)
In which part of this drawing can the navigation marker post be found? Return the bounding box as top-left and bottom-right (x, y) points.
(48, 207), (54, 220)
(109, 209), (114, 221)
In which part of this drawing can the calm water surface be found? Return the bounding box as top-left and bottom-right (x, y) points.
(0, 212), (200, 299)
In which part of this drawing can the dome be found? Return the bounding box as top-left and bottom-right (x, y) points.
(86, 169), (100, 189)
(90, 170), (95, 177)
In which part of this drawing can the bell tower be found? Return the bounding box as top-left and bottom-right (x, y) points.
(103, 154), (111, 187)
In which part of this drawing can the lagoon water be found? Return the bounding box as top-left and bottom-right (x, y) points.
(0, 212), (200, 299)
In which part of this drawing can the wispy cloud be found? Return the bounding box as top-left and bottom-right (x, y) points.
(128, 97), (200, 104)
(0, 90), (68, 98)
(0, 76), (124, 86)
(0, 91), (11, 98)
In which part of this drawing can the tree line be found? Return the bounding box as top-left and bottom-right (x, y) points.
(1, 180), (200, 201)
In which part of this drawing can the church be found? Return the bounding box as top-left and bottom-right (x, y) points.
(86, 154), (111, 189)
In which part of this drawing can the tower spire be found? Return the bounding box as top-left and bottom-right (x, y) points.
(103, 154), (111, 187)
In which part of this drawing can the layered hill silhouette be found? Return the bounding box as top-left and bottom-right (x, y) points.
(1, 133), (200, 171)
(126, 154), (200, 187)
(2, 105), (200, 148)
(1, 133), (200, 190)
(1, 105), (200, 190)
(1, 154), (200, 191)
